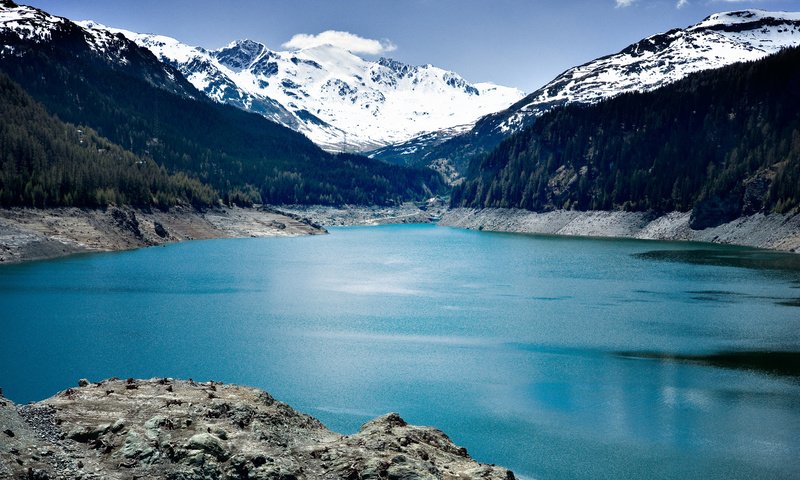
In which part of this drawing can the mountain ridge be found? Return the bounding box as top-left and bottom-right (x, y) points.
(77, 21), (523, 152)
(371, 9), (800, 177)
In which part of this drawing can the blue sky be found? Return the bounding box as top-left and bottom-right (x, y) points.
(24, 0), (800, 92)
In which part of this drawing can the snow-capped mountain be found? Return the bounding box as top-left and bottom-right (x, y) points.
(77, 22), (524, 152)
(499, 9), (800, 133)
(372, 9), (800, 175)
(0, 1), (201, 100)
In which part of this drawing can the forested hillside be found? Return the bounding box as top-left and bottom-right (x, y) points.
(452, 46), (800, 228)
(0, 73), (218, 208)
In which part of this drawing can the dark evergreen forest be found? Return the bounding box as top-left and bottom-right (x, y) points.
(0, 74), (217, 208)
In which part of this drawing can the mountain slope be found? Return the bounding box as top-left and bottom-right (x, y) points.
(452, 45), (800, 229)
(373, 9), (800, 176)
(0, 1), (444, 206)
(78, 22), (523, 152)
(0, 72), (217, 208)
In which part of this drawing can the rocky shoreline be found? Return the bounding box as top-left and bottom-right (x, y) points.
(3, 204), (798, 267)
(440, 208), (800, 252)
(0, 206), (326, 265)
(0, 202), (451, 266)
(0, 378), (514, 480)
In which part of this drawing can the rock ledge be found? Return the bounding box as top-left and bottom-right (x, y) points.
(0, 378), (513, 480)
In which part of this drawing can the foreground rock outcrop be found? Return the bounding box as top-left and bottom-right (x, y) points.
(441, 208), (800, 252)
(0, 378), (513, 480)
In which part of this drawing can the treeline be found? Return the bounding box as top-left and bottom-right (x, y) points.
(0, 21), (444, 206)
(0, 74), (218, 208)
(452, 46), (800, 228)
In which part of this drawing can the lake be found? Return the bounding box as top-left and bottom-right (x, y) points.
(1, 224), (799, 479)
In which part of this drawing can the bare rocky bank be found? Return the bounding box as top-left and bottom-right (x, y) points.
(0, 206), (326, 265)
(440, 208), (800, 252)
(0, 378), (513, 480)
(279, 200), (447, 228)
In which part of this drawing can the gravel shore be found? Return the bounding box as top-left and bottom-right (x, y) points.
(279, 201), (447, 227)
(440, 208), (800, 252)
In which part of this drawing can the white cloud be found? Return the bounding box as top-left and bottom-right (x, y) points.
(282, 30), (397, 55)
(676, 0), (689, 8)
(615, 0), (635, 7)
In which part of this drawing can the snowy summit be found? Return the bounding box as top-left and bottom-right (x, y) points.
(77, 22), (524, 152)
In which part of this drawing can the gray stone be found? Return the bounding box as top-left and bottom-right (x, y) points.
(144, 415), (172, 441)
(185, 433), (228, 461)
(66, 424), (109, 443)
(111, 419), (125, 433)
(122, 431), (155, 459)
(387, 462), (437, 480)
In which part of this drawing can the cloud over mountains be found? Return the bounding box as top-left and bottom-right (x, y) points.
(283, 30), (397, 55)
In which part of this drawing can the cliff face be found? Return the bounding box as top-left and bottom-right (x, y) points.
(0, 378), (514, 480)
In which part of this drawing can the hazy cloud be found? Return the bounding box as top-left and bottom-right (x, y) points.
(283, 30), (397, 55)
(615, 0), (635, 7)
(676, 0), (689, 8)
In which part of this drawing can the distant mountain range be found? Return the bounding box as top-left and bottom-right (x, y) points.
(76, 21), (523, 153)
(371, 10), (800, 179)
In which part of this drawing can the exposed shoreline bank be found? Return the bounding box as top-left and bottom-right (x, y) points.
(0, 201), (449, 265)
(3, 205), (798, 267)
(0, 206), (325, 265)
(440, 208), (800, 252)
(278, 201), (447, 227)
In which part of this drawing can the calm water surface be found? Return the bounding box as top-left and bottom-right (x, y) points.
(1, 224), (799, 479)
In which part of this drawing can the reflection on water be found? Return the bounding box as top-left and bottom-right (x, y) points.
(635, 248), (800, 272)
(617, 350), (800, 377)
(1, 225), (799, 480)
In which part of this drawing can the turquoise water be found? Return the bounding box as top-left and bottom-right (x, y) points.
(1, 224), (799, 479)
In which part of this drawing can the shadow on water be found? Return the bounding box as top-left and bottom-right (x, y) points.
(683, 289), (800, 306)
(635, 249), (800, 307)
(633, 248), (800, 273)
(617, 351), (800, 378)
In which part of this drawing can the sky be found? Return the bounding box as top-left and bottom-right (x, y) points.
(22, 0), (800, 93)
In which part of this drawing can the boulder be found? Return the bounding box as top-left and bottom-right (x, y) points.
(185, 433), (228, 461)
(122, 431), (155, 459)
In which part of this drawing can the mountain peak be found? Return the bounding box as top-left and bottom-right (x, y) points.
(226, 38), (266, 50)
(294, 43), (362, 62)
(695, 9), (800, 29)
(213, 38), (267, 70)
(18, 12), (522, 152)
(369, 8), (800, 176)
